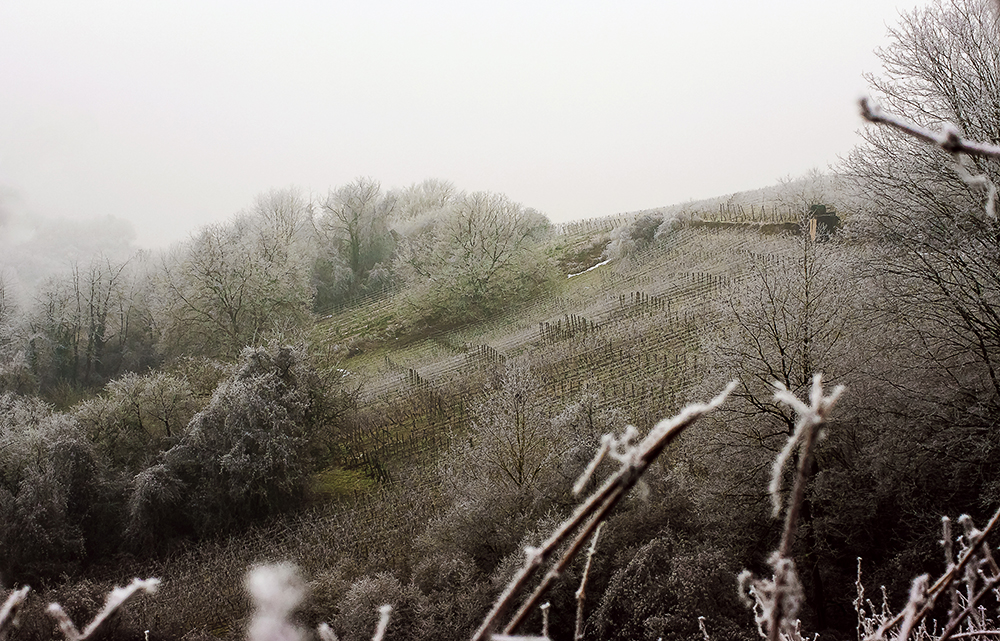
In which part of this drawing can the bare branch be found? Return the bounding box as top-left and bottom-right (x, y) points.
(0, 586), (29, 641)
(470, 381), (736, 641)
(372, 605), (392, 641)
(574, 523), (604, 641)
(860, 97), (1000, 159)
(738, 376), (843, 641)
(48, 578), (159, 641)
(868, 505), (1000, 640)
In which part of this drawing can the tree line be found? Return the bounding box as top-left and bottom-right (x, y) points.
(0, 180), (556, 402)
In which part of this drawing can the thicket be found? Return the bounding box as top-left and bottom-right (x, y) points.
(0, 342), (345, 583)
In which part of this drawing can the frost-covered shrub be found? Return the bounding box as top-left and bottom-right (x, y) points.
(655, 213), (683, 239)
(604, 213), (663, 260)
(0, 393), (110, 583)
(127, 343), (335, 543)
(335, 574), (421, 641)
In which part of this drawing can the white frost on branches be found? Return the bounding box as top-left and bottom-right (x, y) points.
(47, 578), (160, 641)
(0, 586), (29, 641)
(769, 375), (844, 518)
(860, 97), (999, 219)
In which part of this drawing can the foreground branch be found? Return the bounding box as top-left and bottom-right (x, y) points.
(0, 587), (29, 641)
(470, 381), (737, 641)
(860, 97), (1000, 159)
(739, 375), (843, 641)
(867, 506), (1000, 641)
(48, 578), (160, 641)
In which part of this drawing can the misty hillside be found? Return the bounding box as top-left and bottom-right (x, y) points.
(0, 159), (997, 641)
(7, 0), (1000, 639)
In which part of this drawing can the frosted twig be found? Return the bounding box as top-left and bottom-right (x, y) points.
(938, 574), (1000, 641)
(854, 558), (878, 641)
(609, 425), (639, 463)
(894, 575), (929, 641)
(574, 523), (604, 641)
(742, 375), (842, 641)
(317, 623), (340, 641)
(867, 506), (1000, 641)
(860, 97), (1000, 159)
(471, 381), (736, 641)
(942, 517), (959, 620)
(958, 514), (1000, 578)
(739, 578), (789, 641)
(952, 160), (997, 219)
(765, 556), (805, 641)
(860, 97), (999, 219)
(0, 586), (29, 641)
(372, 604), (392, 641)
(48, 578), (160, 641)
(247, 564), (306, 641)
(769, 375), (844, 522)
(768, 376), (841, 641)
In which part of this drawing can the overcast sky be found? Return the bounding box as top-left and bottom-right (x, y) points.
(0, 0), (924, 249)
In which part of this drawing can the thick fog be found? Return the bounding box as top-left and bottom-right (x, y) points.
(1, 1), (923, 252)
(0, 199), (139, 302)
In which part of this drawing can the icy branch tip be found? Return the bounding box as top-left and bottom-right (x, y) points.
(372, 604), (392, 641)
(637, 379), (737, 456)
(860, 96), (882, 121)
(773, 374), (843, 424)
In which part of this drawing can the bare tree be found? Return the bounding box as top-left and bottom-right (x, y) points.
(395, 191), (552, 326)
(848, 0), (1000, 401)
(685, 229), (863, 629)
(313, 178), (397, 308)
(158, 189), (313, 359)
(25, 253), (153, 391)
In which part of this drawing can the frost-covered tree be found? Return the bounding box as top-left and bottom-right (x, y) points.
(391, 179), (457, 228)
(74, 371), (199, 476)
(682, 231), (866, 629)
(158, 189), (314, 359)
(709, 236), (856, 426)
(428, 363), (624, 576)
(395, 191), (553, 327)
(847, 0), (1000, 401)
(127, 343), (336, 544)
(312, 178), (397, 309)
